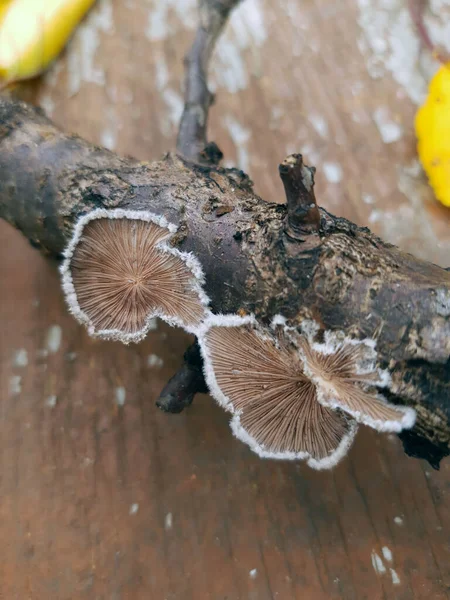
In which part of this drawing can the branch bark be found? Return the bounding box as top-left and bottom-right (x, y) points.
(0, 0), (450, 468)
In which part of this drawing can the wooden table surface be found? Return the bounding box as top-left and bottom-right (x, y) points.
(1, 1), (450, 598)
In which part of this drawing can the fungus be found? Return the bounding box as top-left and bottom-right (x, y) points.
(198, 315), (357, 469)
(295, 327), (416, 433)
(199, 315), (416, 469)
(61, 209), (209, 343)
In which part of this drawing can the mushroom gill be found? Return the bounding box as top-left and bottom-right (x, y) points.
(200, 316), (357, 469)
(61, 209), (209, 342)
(295, 330), (416, 432)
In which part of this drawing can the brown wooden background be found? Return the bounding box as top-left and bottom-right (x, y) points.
(1, 1), (450, 598)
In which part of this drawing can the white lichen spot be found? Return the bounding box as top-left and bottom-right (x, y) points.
(164, 512), (173, 531)
(309, 114), (329, 139)
(394, 516), (404, 525)
(390, 568), (401, 585)
(9, 375), (22, 396)
(371, 551), (386, 575)
(13, 349), (28, 368)
(249, 569), (258, 579)
(224, 116), (251, 172)
(129, 503), (139, 515)
(147, 354), (164, 368)
(323, 162), (343, 184)
(46, 325), (62, 354)
(45, 395), (58, 408)
(362, 193), (375, 205)
(382, 546), (393, 562)
(373, 107), (403, 144)
(115, 386), (126, 406)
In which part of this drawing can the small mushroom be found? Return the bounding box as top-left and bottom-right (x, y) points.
(295, 327), (416, 433)
(61, 209), (209, 343)
(199, 315), (357, 469)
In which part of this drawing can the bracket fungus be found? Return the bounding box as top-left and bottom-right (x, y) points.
(60, 209), (210, 343)
(198, 315), (416, 469)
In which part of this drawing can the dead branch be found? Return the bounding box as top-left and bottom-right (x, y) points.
(176, 0), (242, 163)
(0, 0), (449, 468)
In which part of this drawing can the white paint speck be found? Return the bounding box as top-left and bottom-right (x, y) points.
(46, 325), (62, 354)
(9, 375), (22, 396)
(371, 551), (386, 575)
(100, 127), (117, 151)
(66, 0), (114, 96)
(46, 395), (58, 408)
(249, 569), (258, 579)
(368, 209), (383, 224)
(155, 54), (169, 91)
(357, 0), (450, 104)
(161, 88), (184, 134)
(224, 116), (251, 172)
(13, 349), (28, 367)
(39, 94), (56, 118)
(129, 503), (139, 515)
(115, 386), (126, 406)
(147, 354), (164, 368)
(146, 0), (197, 41)
(212, 0), (267, 93)
(309, 114), (329, 138)
(394, 516), (404, 525)
(363, 193), (375, 205)
(164, 512), (173, 531)
(373, 107), (403, 144)
(390, 568), (401, 585)
(382, 546), (393, 562)
(323, 162), (343, 184)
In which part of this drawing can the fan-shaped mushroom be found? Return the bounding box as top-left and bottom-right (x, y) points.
(61, 209), (209, 343)
(199, 315), (357, 469)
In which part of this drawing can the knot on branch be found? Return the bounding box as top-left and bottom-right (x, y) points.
(279, 154), (321, 242)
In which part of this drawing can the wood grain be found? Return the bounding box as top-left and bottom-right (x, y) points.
(2, 0), (450, 598)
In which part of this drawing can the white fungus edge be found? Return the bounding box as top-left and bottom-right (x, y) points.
(314, 387), (416, 433)
(60, 208), (211, 343)
(230, 412), (359, 470)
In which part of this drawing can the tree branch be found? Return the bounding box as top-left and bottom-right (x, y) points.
(176, 0), (242, 164)
(156, 343), (208, 413)
(0, 0), (450, 468)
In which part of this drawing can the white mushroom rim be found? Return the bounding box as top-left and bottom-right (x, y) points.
(60, 208), (210, 343)
(198, 314), (416, 468)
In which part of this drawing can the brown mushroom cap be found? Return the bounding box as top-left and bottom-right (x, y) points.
(199, 316), (357, 468)
(296, 331), (416, 432)
(61, 209), (209, 342)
